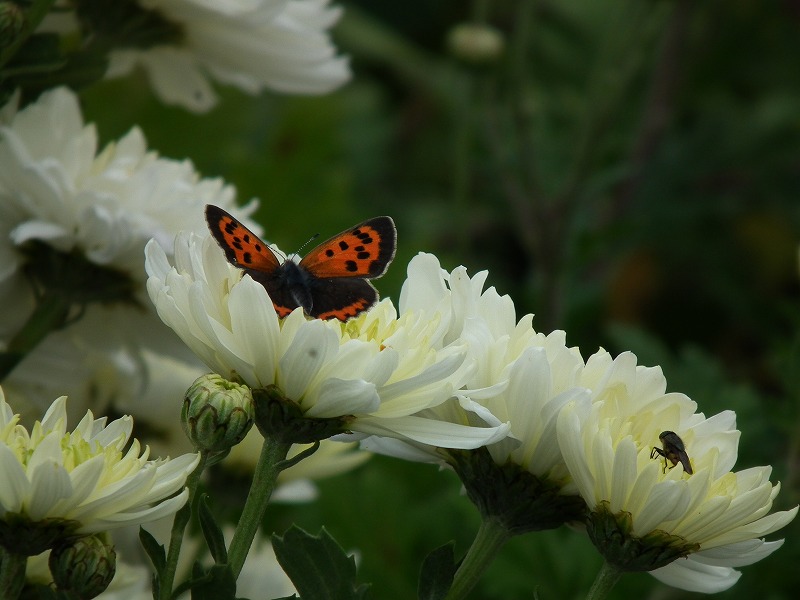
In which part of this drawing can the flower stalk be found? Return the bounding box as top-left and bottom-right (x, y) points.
(586, 560), (623, 600)
(158, 450), (209, 600)
(0, 546), (26, 600)
(444, 517), (511, 600)
(227, 435), (293, 578)
(0, 290), (70, 382)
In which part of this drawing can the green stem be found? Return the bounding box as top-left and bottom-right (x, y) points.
(585, 560), (623, 600)
(0, 0), (59, 69)
(444, 517), (511, 600)
(0, 547), (27, 600)
(227, 436), (292, 578)
(157, 451), (209, 600)
(0, 292), (71, 383)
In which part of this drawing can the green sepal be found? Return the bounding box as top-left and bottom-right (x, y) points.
(418, 542), (457, 600)
(443, 447), (587, 534)
(272, 525), (370, 600)
(0, 515), (80, 556)
(253, 385), (354, 444)
(586, 501), (701, 572)
(197, 495), (228, 565)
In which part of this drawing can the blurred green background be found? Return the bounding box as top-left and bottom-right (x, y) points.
(79, 0), (800, 598)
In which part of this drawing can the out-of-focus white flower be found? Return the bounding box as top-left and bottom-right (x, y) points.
(0, 86), (256, 423)
(145, 234), (506, 449)
(108, 0), (351, 112)
(233, 532), (296, 599)
(0, 388), (199, 550)
(557, 350), (798, 592)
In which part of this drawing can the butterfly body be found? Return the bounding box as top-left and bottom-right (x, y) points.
(205, 205), (396, 321)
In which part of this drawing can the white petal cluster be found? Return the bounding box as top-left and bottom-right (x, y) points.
(0, 388), (200, 534)
(367, 253), (583, 485)
(145, 234), (503, 448)
(556, 349), (798, 592)
(0, 86), (254, 422)
(109, 0), (351, 112)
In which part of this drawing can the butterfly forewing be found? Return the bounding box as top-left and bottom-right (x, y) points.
(205, 205), (280, 272)
(299, 216), (396, 279)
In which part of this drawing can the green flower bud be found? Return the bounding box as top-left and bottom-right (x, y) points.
(48, 535), (117, 599)
(586, 501), (700, 572)
(446, 23), (505, 66)
(443, 447), (587, 534)
(0, 3), (25, 45)
(182, 373), (255, 453)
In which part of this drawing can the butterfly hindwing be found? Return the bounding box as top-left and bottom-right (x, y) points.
(299, 217), (396, 279)
(205, 205), (280, 273)
(307, 278), (379, 321)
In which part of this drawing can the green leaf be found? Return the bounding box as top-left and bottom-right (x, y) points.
(198, 494), (228, 565)
(187, 562), (238, 600)
(272, 525), (370, 600)
(139, 526), (166, 573)
(418, 542), (457, 600)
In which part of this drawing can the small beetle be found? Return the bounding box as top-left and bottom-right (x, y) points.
(650, 431), (693, 475)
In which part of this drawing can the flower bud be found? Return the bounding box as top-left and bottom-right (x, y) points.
(586, 501), (700, 572)
(0, 3), (24, 45)
(182, 374), (255, 453)
(446, 23), (505, 66)
(49, 535), (117, 599)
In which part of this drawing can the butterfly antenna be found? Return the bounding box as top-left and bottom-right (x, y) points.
(291, 233), (320, 260)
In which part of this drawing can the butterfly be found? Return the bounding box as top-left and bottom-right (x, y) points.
(205, 205), (397, 321)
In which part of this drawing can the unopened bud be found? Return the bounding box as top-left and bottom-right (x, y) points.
(447, 23), (505, 65)
(182, 373), (254, 453)
(0, 3), (25, 45)
(49, 535), (116, 599)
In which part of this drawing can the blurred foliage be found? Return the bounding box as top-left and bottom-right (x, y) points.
(70, 0), (800, 597)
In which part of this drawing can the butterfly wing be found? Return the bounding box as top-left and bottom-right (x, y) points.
(307, 278), (379, 321)
(299, 216), (396, 279)
(205, 205), (280, 273)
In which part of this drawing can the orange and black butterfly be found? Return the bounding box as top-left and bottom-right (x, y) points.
(205, 205), (396, 321)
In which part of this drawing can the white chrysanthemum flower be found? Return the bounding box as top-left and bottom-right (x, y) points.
(365, 253), (582, 481)
(556, 349), (798, 592)
(107, 0), (350, 112)
(0, 389), (200, 550)
(145, 233), (506, 449)
(0, 86), (256, 420)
